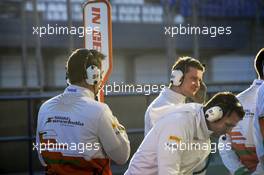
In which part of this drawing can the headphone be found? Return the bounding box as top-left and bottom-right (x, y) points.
(205, 106), (223, 122)
(205, 101), (242, 122)
(85, 65), (101, 85)
(170, 70), (184, 86)
(170, 57), (194, 86)
(84, 51), (101, 85)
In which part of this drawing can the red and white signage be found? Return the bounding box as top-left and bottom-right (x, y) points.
(83, 0), (112, 101)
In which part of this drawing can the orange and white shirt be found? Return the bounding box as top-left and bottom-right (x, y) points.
(36, 85), (130, 175)
(219, 79), (263, 175)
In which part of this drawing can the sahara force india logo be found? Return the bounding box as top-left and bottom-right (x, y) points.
(45, 116), (84, 127)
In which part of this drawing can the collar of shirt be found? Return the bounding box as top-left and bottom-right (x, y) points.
(63, 85), (95, 99)
(195, 105), (213, 140)
(252, 79), (263, 86)
(161, 87), (186, 104)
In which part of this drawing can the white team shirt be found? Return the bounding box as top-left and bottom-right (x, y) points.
(254, 83), (264, 158)
(36, 85), (130, 166)
(126, 103), (211, 175)
(144, 87), (186, 136)
(219, 79), (263, 174)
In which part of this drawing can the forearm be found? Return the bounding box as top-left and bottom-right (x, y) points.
(107, 140), (130, 165)
(219, 134), (245, 174)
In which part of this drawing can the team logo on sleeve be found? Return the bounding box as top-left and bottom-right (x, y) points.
(169, 135), (182, 143)
(164, 135), (182, 152)
(112, 122), (125, 135)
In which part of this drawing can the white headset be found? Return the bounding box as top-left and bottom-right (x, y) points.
(170, 57), (194, 86)
(86, 65), (101, 85)
(205, 106), (223, 122)
(170, 70), (184, 86)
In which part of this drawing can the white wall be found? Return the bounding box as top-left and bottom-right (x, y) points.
(211, 55), (256, 83)
(26, 56), (38, 87)
(134, 54), (168, 84)
(53, 53), (127, 86)
(108, 53), (126, 83)
(0, 56), (22, 87)
(54, 55), (67, 87)
(0, 55), (38, 88)
(1, 53), (256, 89)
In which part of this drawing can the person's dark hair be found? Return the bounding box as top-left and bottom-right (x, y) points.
(66, 48), (105, 84)
(204, 92), (245, 119)
(255, 48), (264, 79)
(171, 56), (205, 74)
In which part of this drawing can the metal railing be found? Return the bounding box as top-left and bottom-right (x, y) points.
(0, 94), (146, 174)
(0, 82), (249, 174)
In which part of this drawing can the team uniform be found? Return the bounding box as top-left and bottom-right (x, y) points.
(126, 103), (211, 175)
(254, 83), (264, 164)
(144, 87), (186, 136)
(219, 79), (263, 174)
(36, 85), (130, 175)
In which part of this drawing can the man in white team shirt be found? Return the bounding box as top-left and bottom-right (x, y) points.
(125, 92), (245, 175)
(253, 50), (264, 171)
(219, 48), (264, 175)
(36, 49), (130, 175)
(254, 83), (264, 173)
(144, 57), (206, 136)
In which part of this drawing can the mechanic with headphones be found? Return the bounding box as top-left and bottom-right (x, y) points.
(219, 48), (264, 175)
(254, 80), (264, 173)
(144, 56), (206, 136)
(125, 92), (245, 175)
(36, 48), (130, 175)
